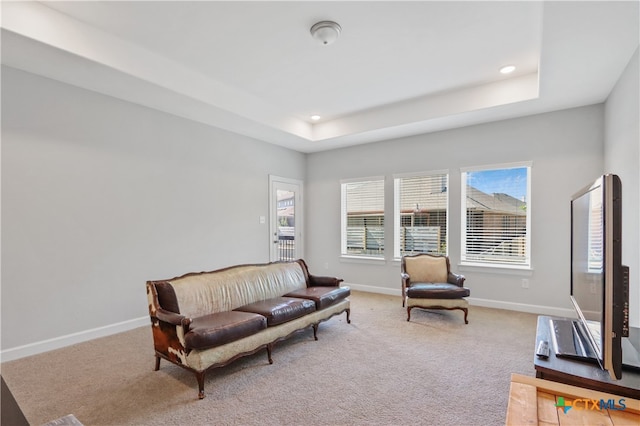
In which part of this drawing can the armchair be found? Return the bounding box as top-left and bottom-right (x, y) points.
(401, 253), (470, 323)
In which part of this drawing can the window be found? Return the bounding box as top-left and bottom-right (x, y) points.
(341, 177), (385, 258)
(461, 163), (531, 267)
(394, 172), (448, 258)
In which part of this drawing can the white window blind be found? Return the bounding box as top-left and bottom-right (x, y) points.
(341, 178), (385, 257)
(394, 172), (448, 258)
(461, 164), (531, 267)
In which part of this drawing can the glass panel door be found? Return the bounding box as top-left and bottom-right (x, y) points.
(269, 176), (303, 262)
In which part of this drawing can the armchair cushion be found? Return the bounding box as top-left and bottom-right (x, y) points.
(406, 283), (470, 299)
(404, 255), (448, 284)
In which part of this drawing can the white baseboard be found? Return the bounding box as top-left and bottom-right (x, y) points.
(0, 316), (149, 363)
(346, 282), (575, 318)
(348, 283), (399, 296)
(467, 297), (574, 318)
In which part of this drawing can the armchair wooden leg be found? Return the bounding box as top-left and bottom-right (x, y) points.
(154, 355), (161, 371)
(266, 344), (274, 364)
(195, 371), (206, 399)
(406, 307), (412, 321)
(462, 308), (469, 324)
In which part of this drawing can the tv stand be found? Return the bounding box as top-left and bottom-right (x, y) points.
(534, 316), (640, 399)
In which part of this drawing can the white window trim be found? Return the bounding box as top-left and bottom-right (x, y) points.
(459, 161), (532, 173)
(460, 161), (532, 269)
(340, 176), (385, 259)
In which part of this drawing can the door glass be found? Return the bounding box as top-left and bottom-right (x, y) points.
(276, 189), (295, 261)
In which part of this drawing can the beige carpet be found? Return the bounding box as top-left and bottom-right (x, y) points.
(1, 291), (538, 425)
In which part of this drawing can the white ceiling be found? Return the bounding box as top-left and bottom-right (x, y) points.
(2, 1), (638, 153)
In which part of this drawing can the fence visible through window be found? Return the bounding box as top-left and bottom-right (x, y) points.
(278, 227), (296, 261)
(346, 226), (384, 255)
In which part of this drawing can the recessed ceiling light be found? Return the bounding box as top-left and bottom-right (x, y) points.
(310, 115), (321, 121)
(500, 65), (516, 74)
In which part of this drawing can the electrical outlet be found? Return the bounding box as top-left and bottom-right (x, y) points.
(521, 279), (529, 289)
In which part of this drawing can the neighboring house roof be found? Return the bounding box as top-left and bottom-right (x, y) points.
(466, 186), (526, 216)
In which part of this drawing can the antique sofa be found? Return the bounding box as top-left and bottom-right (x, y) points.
(401, 253), (470, 323)
(146, 259), (350, 399)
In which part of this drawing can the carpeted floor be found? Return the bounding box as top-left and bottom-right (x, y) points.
(1, 291), (538, 425)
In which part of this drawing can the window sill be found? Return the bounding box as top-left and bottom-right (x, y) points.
(340, 255), (386, 265)
(458, 262), (533, 276)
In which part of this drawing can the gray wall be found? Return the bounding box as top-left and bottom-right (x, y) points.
(306, 105), (606, 315)
(1, 66), (306, 352)
(604, 48), (640, 326)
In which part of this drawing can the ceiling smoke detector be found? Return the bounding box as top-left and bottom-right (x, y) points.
(310, 21), (342, 45)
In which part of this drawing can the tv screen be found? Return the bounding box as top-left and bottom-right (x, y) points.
(570, 174), (626, 380)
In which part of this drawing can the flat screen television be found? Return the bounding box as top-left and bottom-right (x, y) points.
(566, 173), (630, 380)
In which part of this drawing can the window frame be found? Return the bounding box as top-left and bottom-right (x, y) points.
(393, 170), (449, 260)
(340, 176), (386, 260)
(460, 162), (532, 270)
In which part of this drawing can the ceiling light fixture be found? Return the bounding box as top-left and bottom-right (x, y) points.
(310, 115), (321, 121)
(500, 65), (516, 74)
(310, 21), (342, 45)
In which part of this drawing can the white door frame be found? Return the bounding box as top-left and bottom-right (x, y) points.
(269, 175), (304, 261)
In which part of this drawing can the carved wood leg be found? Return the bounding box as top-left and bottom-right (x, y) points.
(266, 343), (274, 364)
(407, 307), (412, 321)
(312, 324), (319, 341)
(462, 308), (469, 324)
(195, 371), (206, 399)
(345, 309), (351, 324)
(154, 355), (161, 371)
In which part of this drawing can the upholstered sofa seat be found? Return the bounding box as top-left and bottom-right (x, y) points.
(285, 286), (350, 309)
(235, 297), (317, 326)
(184, 311), (267, 351)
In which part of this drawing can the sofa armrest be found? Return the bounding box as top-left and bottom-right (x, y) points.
(150, 308), (191, 365)
(155, 307), (192, 329)
(448, 272), (466, 287)
(309, 275), (344, 287)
